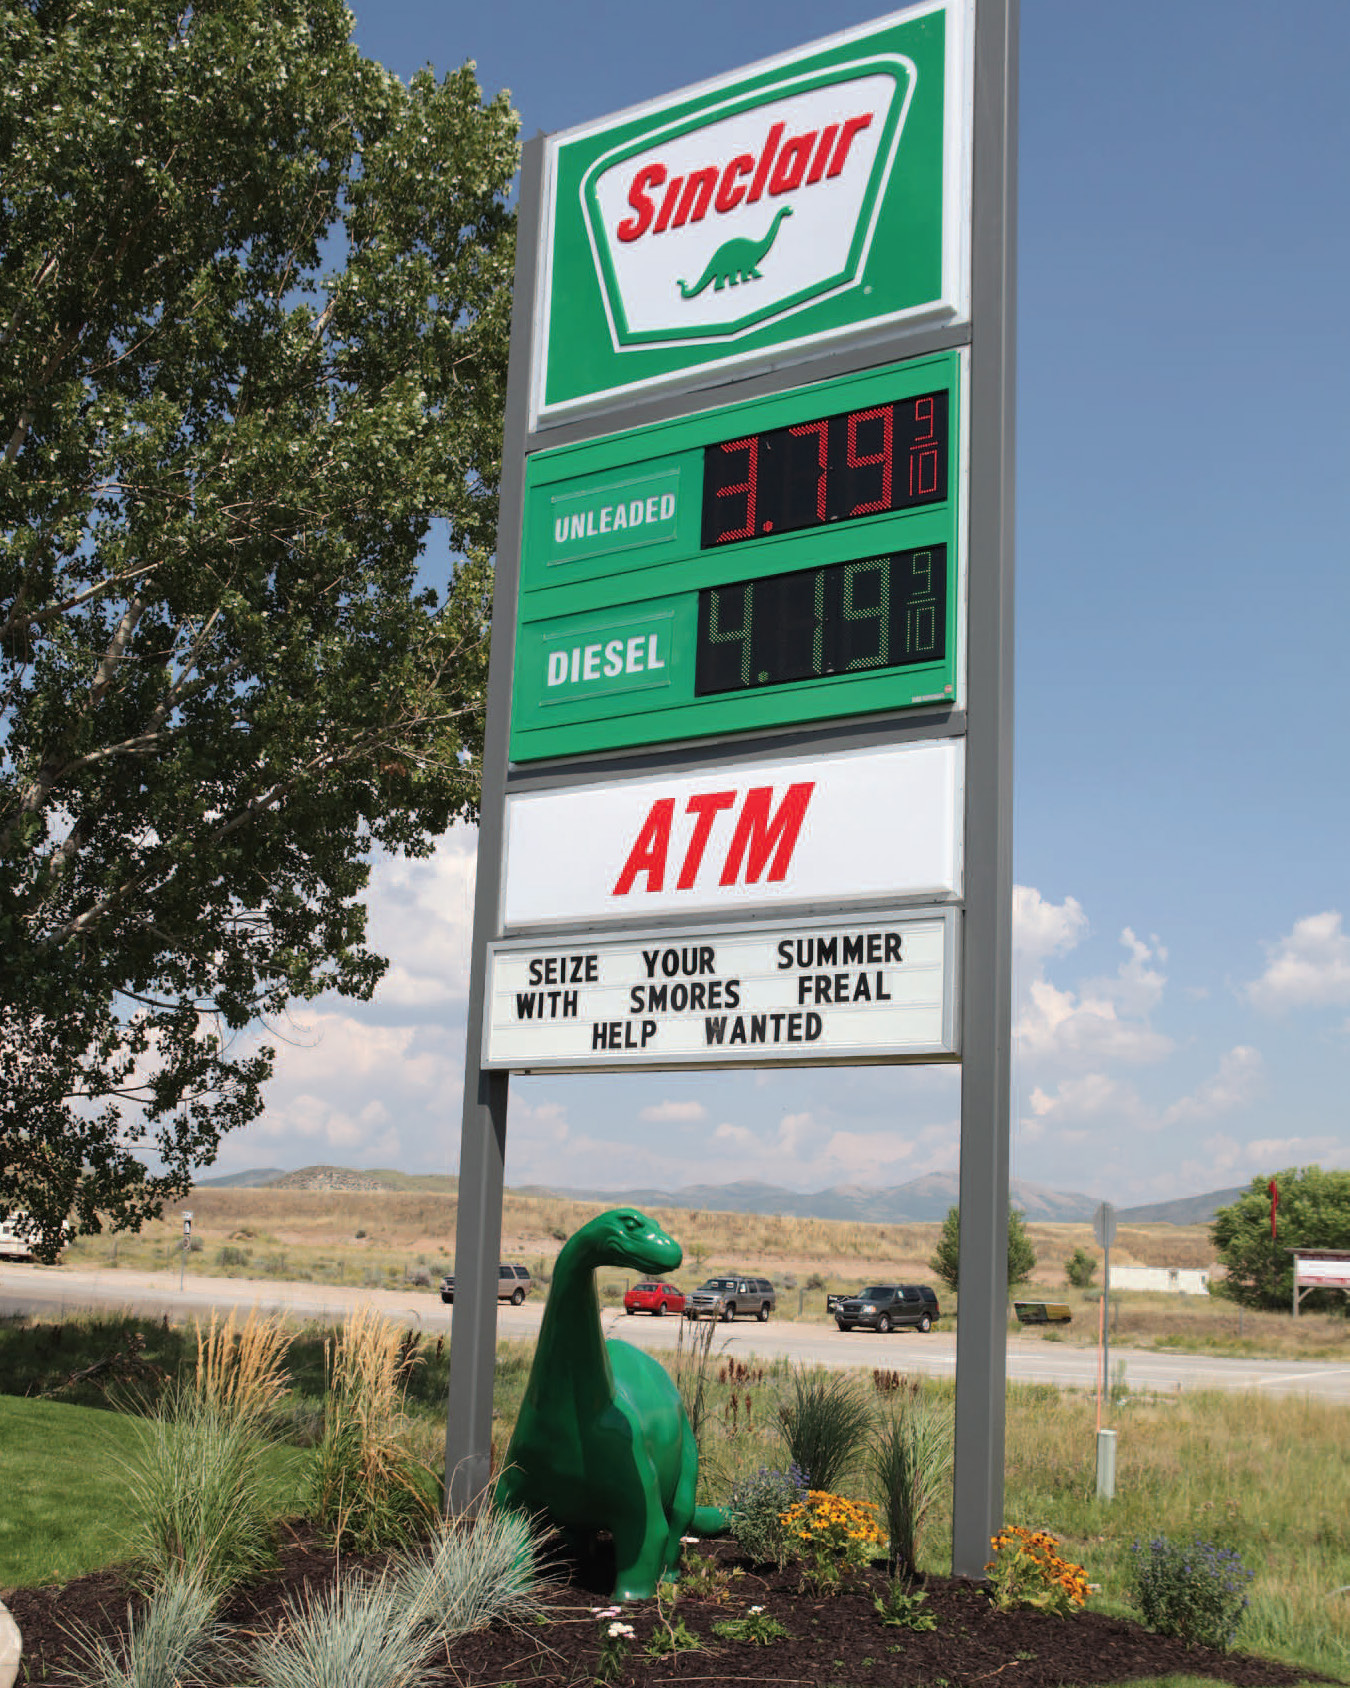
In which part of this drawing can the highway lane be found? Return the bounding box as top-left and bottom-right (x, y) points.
(3, 1262), (1348, 1402)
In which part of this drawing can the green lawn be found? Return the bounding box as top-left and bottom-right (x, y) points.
(0, 1394), (312, 1589)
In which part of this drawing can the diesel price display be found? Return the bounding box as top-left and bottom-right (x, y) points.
(509, 352), (964, 762)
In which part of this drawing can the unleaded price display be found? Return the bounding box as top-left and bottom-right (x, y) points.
(701, 392), (948, 547)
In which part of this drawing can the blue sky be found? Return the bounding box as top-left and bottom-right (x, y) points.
(212, 1), (1350, 1205)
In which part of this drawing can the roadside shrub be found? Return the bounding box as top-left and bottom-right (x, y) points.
(1064, 1247), (1097, 1289)
(776, 1369), (871, 1491)
(1128, 1535), (1253, 1650)
(986, 1525), (1088, 1615)
(311, 1306), (438, 1552)
(725, 1464), (808, 1567)
(64, 1570), (235, 1688)
(123, 1389), (278, 1597)
(249, 1572), (435, 1688)
(871, 1394), (953, 1579)
(215, 1245), (250, 1269)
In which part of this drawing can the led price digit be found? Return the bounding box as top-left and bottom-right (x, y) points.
(700, 390), (948, 548)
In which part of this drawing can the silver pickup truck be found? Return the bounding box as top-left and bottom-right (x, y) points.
(683, 1275), (776, 1322)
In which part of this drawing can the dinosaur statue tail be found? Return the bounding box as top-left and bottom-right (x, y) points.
(692, 1503), (729, 1537)
(676, 275), (711, 300)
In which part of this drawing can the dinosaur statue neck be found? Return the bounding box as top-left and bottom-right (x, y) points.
(531, 1242), (614, 1408)
(766, 208), (790, 242)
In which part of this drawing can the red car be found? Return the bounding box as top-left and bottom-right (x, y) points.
(624, 1280), (686, 1316)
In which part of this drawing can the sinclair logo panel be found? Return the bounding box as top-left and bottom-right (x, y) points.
(534, 2), (969, 421)
(500, 738), (963, 931)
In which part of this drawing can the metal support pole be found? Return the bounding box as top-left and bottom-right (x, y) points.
(444, 137), (545, 1515)
(951, 0), (1018, 1580)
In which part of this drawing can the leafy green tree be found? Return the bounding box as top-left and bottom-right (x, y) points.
(1, 0), (518, 1258)
(928, 1204), (1038, 1295)
(1064, 1246), (1097, 1289)
(1210, 1167), (1350, 1311)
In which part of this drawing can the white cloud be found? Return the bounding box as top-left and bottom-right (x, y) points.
(1024, 1045), (1262, 1141)
(1015, 919), (1173, 1069)
(359, 826), (478, 1010)
(1160, 1046), (1263, 1127)
(1245, 911), (1350, 1013)
(639, 1100), (708, 1124)
(1013, 884), (1088, 968)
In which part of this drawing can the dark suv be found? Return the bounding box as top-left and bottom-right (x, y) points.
(835, 1284), (940, 1333)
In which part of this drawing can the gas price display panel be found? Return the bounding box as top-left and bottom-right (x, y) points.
(509, 352), (962, 762)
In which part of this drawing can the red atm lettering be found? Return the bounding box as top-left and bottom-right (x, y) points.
(612, 783), (815, 896)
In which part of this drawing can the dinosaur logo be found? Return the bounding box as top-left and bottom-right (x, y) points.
(578, 59), (916, 350)
(676, 207), (792, 299)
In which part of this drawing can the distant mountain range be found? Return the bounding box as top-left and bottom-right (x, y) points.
(194, 1163), (1237, 1227)
(512, 1172), (1101, 1224)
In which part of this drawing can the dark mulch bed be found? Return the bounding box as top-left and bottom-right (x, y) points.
(5, 1528), (1338, 1687)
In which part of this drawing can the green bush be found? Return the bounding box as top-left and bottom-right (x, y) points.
(775, 1370), (871, 1492)
(1129, 1535), (1254, 1650)
(1064, 1247), (1097, 1289)
(725, 1464), (808, 1567)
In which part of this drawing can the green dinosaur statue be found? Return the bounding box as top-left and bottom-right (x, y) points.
(495, 1207), (724, 1601)
(677, 206), (793, 300)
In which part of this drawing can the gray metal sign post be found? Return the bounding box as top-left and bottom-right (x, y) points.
(950, 0), (1018, 1578)
(446, 2), (1018, 1579)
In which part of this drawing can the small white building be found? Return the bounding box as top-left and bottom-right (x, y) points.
(1108, 1264), (1212, 1296)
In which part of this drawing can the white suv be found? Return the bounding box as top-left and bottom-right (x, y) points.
(440, 1263), (534, 1306)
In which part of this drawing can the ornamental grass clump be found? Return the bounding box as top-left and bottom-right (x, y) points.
(780, 1489), (885, 1592)
(122, 1387), (278, 1599)
(395, 1499), (549, 1645)
(871, 1394), (953, 1580)
(776, 1370), (872, 1492)
(725, 1464), (809, 1567)
(1128, 1535), (1254, 1650)
(986, 1525), (1089, 1616)
(63, 1571), (236, 1688)
(248, 1573), (435, 1688)
(312, 1306), (438, 1552)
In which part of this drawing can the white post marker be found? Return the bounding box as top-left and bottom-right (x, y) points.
(180, 1211), (193, 1293)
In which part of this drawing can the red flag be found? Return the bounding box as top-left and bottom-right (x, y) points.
(1268, 1178), (1279, 1240)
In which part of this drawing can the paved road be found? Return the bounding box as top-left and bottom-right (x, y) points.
(3, 1262), (1348, 1403)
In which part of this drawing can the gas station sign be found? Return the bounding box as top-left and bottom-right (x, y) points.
(450, 0), (1017, 1581)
